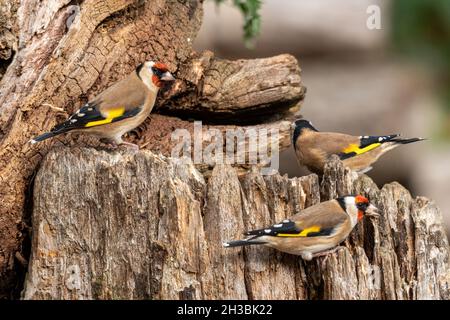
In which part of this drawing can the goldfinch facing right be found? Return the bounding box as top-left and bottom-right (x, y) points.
(30, 61), (175, 148)
(292, 119), (425, 175)
(224, 195), (379, 261)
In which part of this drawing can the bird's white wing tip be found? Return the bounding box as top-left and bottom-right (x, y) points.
(29, 139), (37, 144)
(222, 242), (230, 247)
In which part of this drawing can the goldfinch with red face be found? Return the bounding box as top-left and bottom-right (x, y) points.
(223, 195), (379, 260)
(292, 119), (425, 175)
(30, 61), (175, 147)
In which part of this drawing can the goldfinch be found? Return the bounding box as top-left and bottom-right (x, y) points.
(30, 61), (175, 147)
(223, 195), (379, 260)
(292, 119), (425, 174)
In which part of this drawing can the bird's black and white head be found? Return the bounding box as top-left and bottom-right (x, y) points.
(337, 195), (379, 227)
(137, 61), (175, 91)
(292, 119), (318, 147)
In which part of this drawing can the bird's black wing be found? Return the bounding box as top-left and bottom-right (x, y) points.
(51, 102), (142, 134)
(338, 134), (399, 160)
(244, 219), (335, 238)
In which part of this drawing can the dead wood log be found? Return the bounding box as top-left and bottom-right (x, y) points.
(23, 149), (450, 300)
(0, 0), (304, 297)
(157, 51), (304, 121)
(0, 0), (18, 78)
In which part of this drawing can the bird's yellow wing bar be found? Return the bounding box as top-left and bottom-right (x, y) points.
(245, 220), (335, 238)
(84, 107), (125, 127)
(342, 142), (381, 155)
(277, 226), (321, 237)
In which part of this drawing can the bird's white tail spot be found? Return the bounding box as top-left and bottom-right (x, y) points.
(222, 242), (230, 247)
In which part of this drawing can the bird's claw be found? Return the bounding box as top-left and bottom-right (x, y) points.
(313, 246), (345, 263)
(119, 141), (140, 152)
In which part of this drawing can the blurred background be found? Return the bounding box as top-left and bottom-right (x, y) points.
(194, 0), (450, 234)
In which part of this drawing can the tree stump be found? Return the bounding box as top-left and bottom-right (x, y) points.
(23, 149), (449, 300)
(0, 0), (303, 296)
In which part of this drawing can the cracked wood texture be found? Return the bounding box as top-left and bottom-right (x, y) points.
(23, 149), (449, 300)
(0, 0), (304, 297)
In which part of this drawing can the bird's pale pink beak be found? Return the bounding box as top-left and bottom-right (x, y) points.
(365, 204), (380, 218)
(161, 71), (175, 81)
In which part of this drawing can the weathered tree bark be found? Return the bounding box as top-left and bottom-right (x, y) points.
(23, 149), (449, 300)
(0, 0), (304, 297)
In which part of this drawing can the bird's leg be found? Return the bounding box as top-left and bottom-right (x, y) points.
(313, 246), (345, 259)
(119, 141), (140, 152)
(99, 138), (119, 150)
(111, 135), (139, 152)
(301, 252), (313, 261)
(357, 166), (373, 175)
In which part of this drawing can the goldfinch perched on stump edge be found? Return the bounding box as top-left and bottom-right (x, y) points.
(292, 119), (425, 175)
(30, 61), (175, 148)
(223, 195), (379, 261)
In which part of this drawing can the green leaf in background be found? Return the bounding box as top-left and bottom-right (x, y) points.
(392, 0), (450, 131)
(213, 0), (262, 48)
(392, 0), (450, 139)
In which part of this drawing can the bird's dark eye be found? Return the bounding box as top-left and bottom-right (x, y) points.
(151, 67), (163, 78)
(357, 202), (369, 211)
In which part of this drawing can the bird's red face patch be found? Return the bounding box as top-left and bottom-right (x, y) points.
(355, 195), (369, 205)
(152, 75), (161, 87)
(355, 195), (369, 220)
(153, 62), (168, 72)
(151, 62), (170, 87)
(357, 211), (364, 221)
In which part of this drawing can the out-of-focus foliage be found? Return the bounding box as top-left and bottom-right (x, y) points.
(213, 0), (262, 47)
(392, 0), (450, 128)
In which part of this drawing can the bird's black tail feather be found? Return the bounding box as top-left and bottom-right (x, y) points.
(223, 237), (267, 248)
(29, 131), (57, 144)
(391, 137), (426, 145)
(244, 228), (268, 237)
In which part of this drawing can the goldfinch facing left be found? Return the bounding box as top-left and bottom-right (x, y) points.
(30, 61), (175, 147)
(223, 195), (379, 261)
(292, 119), (425, 175)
